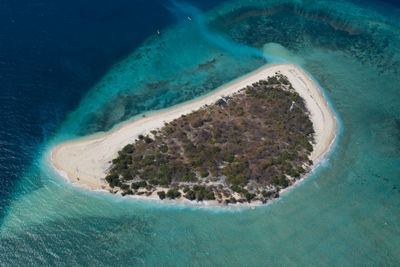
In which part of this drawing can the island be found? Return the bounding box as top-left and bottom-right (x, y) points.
(51, 64), (337, 205)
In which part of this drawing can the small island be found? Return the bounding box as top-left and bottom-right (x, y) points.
(106, 74), (314, 204)
(51, 64), (337, 206)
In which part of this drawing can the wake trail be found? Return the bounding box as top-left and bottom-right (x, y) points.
(167, 1), (284, 63)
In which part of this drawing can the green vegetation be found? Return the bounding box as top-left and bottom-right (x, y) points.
(157, 191), (166, 200)
(166, 189), (181, 199)
(105, 74), (315, 204)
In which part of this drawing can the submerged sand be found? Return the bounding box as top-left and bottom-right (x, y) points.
(51, 64), (337, 194)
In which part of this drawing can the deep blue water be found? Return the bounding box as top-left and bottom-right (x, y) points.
(0, 0), (399, 265)
(0, 0), (226, 221)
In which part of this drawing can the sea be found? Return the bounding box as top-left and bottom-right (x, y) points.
(0, 0), (399, 265)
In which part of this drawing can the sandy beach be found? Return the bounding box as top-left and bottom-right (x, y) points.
(51, 63), (337, 194)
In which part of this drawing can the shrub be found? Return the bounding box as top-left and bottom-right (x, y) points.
(306, 142), (313, 152)
(105, 174), (120, 188)
(191, 185), (215, 201)
(142, 155), (155, 166)
(223, 151), (235, 163)
(157, 191), (166, 200)
(131, 182), (140, 190)
(297, 166), (305, 174)
(267, 76), (279, 84)
(183, 142), (196, 154)
(215, 99), (226, 106)
(228, 174), (248, 187)
(278, 175), (289, 187)
(184, 190), (196, 200)
(245, 191), (256, 202)
(199, 168), (209, 178)
(191, 119), (204, 128)
(120, 184), (129, 191)
(144, 136), (153, 144)
(164, 127), (174, 136)
(167, 189), (181, 199)
(122, 144), (134, 154)
(159, 144), (168, 153)
(205, 190), (215, 200)
(271, 176), (279, 185)
(149, 179), (159, 185)
(231, 185), (242, 193)
(181, 172), (197, 182)
(262, 190), (273, 198)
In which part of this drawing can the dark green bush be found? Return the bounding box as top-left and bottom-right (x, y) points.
(105, 174), (120, 188)
(184, 190), (196, 200)
(120, 184), (129, 191)
(157, 191), (166, 200)
(144, 136), (153, 144)
(245, 192), (256, 202)
(122, 144), (134, 154)
(181, 172), (197, 182)
(167, 189), (181, 199)
(261, 190), (273, 198)
(159, 144), (168, 153)
(199, 168), (209, 178)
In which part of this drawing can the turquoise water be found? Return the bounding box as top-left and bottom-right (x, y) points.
(1, 0), (400, 265)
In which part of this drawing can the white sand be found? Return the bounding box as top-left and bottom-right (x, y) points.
(51, 64), (337, 191)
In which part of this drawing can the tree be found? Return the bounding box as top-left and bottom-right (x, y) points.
(157, 191), (166, 200)
(122, 144), (134, 153)
(262, 190), (273, 198)
(167, 189), (181, 199)
(181, 172), (196, 182)
(245, 191), (256, 202)
(278, 175), (289, 187)
(159, 144), (168, 153)
(144, 136), (153, 144)
(105, 174), (120, 188)
(185, 190), (196, 200)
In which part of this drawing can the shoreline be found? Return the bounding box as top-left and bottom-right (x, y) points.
(51, 63), (338, 205)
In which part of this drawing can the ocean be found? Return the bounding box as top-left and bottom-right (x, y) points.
(0, 0), (399, 265)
